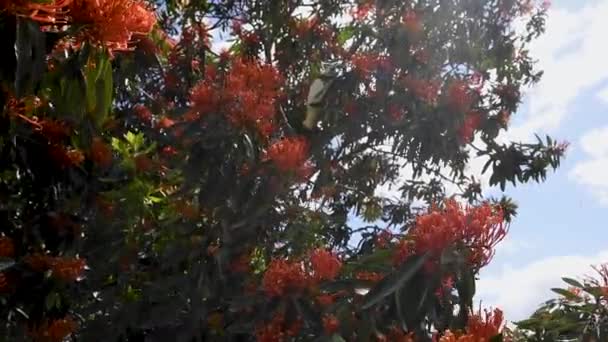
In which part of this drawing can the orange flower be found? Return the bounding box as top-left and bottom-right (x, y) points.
(466, 307), (504, 340)
(0, 237), (15, 258)
(262, 258), (308, 297)
(90, 137), (113, 168)
(322, 314), (339, 335)
(0, 0), (73, 24)
(310, 248), (342, 281)
(69, 0), (156, 51)
(189, 58), (282, 137)
(395, 199), (506, 269)
(265, 137), (310, 173)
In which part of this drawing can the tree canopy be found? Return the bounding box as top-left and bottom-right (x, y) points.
(0, 0), (564, 341)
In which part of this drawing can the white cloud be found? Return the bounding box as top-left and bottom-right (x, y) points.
(569, 126), (608, 205)
(507, 0), (608, 141)
(477, 249), (608, 323)
(597, 86), (608, 106)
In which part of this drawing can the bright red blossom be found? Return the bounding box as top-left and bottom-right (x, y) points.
(322, 314), (339, 335)
(396, 199), (506, 269)
(459, 111), (483, 144)
(310, 248), (342, 281)
(446, 80), (474, 113)
(262, 259), (308, 297)
(90, 137), (113, 168)
(69, 0), (156, 51)
(403, 76), (440, 105)
(265, 137), (311, 174)
(190, 58), (282, 137)
(50, 257), (87, 282)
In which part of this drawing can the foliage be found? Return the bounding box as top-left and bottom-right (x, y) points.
(0, 0), (564, 341)
(514, 264), (608, 342)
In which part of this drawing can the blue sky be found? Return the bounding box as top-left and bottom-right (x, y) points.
(476, 0), (608, 322)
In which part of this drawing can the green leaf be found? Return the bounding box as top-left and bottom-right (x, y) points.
(551, 288), (579, 301)
(361, 253), (428, 310)
(337, 26), (356, 45)
(489, 333), (503, 342)
(561, 277), (583, 288)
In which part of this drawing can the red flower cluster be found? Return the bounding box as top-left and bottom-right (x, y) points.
(255, 313), (301, 342)
(351, 53), (392, 78)
(403, 76), (440, 105)
(69, 0), (156, 51)
(49, 145), (85, 168)
(24, 255), (86, 282)
(402, 11), (423, 37)
(189, 58), (283, 138)
(446, 80), (474, 113)
(133, 104), (152, 124)
(322, 314), (339, 335)
(395, 200), (506, 269)
(50, 257), (87, 282)
(0, 236), (15, 258)
(263, 248), (342, 298)
(265, 136), (311, 175)
(90, 137), (113, 169)
(0, 0), (72, 24)
(458, 111), (483, 144)
(30, 317), (78, 342)
(262, 259), (308, 297)
(466, 307), (504, 340)
(310, 248), (342, 281)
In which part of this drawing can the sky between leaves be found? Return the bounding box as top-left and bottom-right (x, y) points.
(475, 0), (608, 322)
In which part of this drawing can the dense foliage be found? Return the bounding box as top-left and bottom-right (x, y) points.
(0, 0), (564, 341)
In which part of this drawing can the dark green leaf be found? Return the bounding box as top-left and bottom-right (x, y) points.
(361, 253), (428, 310)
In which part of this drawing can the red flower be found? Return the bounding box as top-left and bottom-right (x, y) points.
(310, 248), (342, 281)
(402, 11), (423, 37)
(352, 1), (374, 21)
(396, 200), (506, 269)
(388, 104), (406, 122)
(458, 111), (483, 144)
(265, 137), (310, 173)
(466, 307), (504, 340)
(403, 76), (439, 105)
(322, 314), (339, 335)
(0, 237), (15, 258)
(157, 116), (176, 129)
(90, 137), (113, 168)
(1, 0), (72, 24)
(30, 317), (78, 342)
(69, 0), (156, 51)
(262, 258), (308, 297)
(446, 80), (474, 113)
(255, 314), (286, 342)
(355, 271), (384, 283)
(50, 257), (86, 282)
(49, 145), (85, 168)
(189, 58), (282, 137)
(133, 104), (152, 123)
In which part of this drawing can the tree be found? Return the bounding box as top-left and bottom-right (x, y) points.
(0, 0), (564, 341)
(514, 264), (608, 342)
